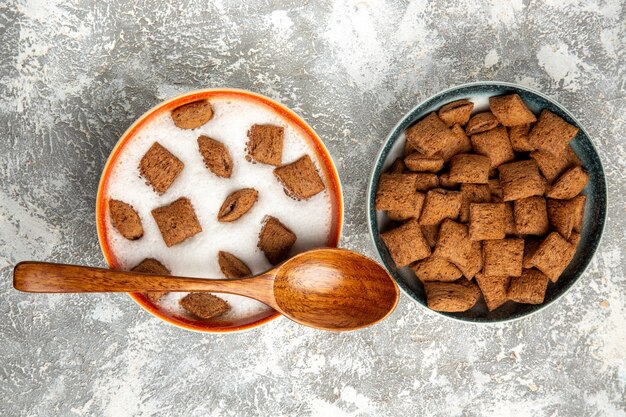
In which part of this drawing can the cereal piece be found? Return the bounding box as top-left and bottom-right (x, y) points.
(274, 155), (325, 200)
(217, 188), (258, 222)
(424, 280), (481, 312)
(522, 238), (542, 268)
(139, 142), (184, 195)
(419, 189), (462, 226)
(547, 198), (579, 239)
(568, 231), (581, 247)
(438, 172), (459, 189)
(471, 126), (515, 168)
(375, 174), (418, 211)
(503, 202), (517, 235)
(530, 146), (582, 183)
(488, 178), (504, 200)
(387, 158), (406, 173)
(218, 251), (252, 279)
(508, 125), (535, 152)
(489, 94), (537, 127)
(507, 269), (549, 304)
(132, 258), (170, 275)
(434, 219), (482, 279)
(571, 195), (586, 232)
(469, 203), (506, 241)
(246, 124), (284, 166)
(437, 124), (474, 161)
(514, 196), (549, 235)
(463, 241), (483, 279)
(381, 219), (431, 267)
(132, 258), (170, 303)
(411, 256), (463, 282)
(387, 192), (425, 221)
(483, 238), (524, 277)
(171, 100), (213, 129)
(152, 197), (202, 247)
(460, 184), (491, 222)
(498, 160), (545, 201)
(527, 109), (579, 156)
(475, 273), (510, 311)
(404, 153), (445, 173)
(179, 293), (229, 319)
(415, 173), (440, 191)
(541, 173), (550, 194)
(526, 232), (576, 282)
(258, 216), (297, 265)
(404, 139), (416, 156)
(405, 113), (457, 156)
(449, 154), (491, 184)
(438, 99), (474, 127)
(465, 112), (499, 135)
(197, 135), (233, 178)
(546, 166), (589, 199)
(109, 199), (143, 240)
(421, 224), (439, 248)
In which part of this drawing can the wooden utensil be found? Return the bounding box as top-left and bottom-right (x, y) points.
(13, 248), (399, 331)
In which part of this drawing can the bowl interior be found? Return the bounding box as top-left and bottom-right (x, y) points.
(368, 82), (606, 323)
(96, 89), (344, 333)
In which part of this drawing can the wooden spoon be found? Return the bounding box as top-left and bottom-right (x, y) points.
(13, 248), (399, 331)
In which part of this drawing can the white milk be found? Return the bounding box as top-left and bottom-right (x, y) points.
(104, 97), (333, 320)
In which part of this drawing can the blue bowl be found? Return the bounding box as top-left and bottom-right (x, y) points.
(367, 82), (607, 323)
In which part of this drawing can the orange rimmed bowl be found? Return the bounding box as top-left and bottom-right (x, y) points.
(96, 88), (344, 333)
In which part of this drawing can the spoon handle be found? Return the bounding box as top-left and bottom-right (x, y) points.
(13, 261), (278, 308)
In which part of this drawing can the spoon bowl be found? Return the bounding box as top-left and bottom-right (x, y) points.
(13, 248), (399, 331)
(274, 249), (399, 330)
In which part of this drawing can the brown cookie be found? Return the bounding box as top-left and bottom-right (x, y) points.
(152, 197), (202, 247)
(197, 135), (233, 178)
(246, 124), (284, 166)
(171, 100), (213, 129)
(258, 216), (297, 265)
(424, 280), (481, 312)
(109, 199), (143, 240)
(381, 219), (431, 267)
(139, 142), (184, 195)
(274, 155), (325, 200)
(218, 251), (252, 279)
(132, 258), (170, 303)
(218, 188), (259, 222)
(180, 293), (230, 319)
(465, 112), (499, 135)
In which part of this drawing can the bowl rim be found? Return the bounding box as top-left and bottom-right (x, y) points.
(366, 80), (608, 324)
(96, 87), (344, 333)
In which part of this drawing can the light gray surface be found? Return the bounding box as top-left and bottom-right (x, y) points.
(1, 0), (624, 416)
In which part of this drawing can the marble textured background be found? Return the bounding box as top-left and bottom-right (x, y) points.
(1, 0), (624, 416)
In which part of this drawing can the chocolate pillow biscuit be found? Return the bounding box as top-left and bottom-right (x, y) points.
(246, 124), (284, 166)
(381, 219), (431, 267)
(171, 100), (213, 129)
(483, 238), (524, 277)
(489, 94), (537, 127)
(274, 155), (326, 200)
(437, 99), (474, 127)
(109, 199), (143, 240)
(405, 113), (457, 156)
(139, 142), (184, 195)
(527, 109), (579, 156)
(507, 269), (549, 304)
(470, 126), (515, 168)
(258, 216), (297, 265)
(419, 189), (462, 226)
(152, 197), (202, 247)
